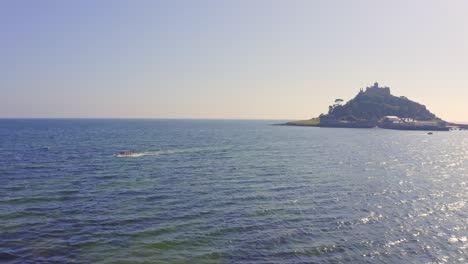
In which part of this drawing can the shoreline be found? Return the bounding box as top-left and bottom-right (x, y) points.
(278, 120), (466, 131)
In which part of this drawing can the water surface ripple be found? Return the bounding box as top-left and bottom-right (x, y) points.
(0, 119), (466, 263)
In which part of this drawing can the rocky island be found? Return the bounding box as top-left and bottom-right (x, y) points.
(284, 82), (457, 131)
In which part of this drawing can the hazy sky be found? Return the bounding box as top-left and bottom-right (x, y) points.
(2, 0), (467, 121)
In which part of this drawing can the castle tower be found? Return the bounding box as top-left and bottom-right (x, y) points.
(365, 82), (391, 96)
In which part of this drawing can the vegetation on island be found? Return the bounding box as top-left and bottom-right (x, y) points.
(286, 82), (447, 129)
(286, 118), (320, 126)
(323, 82), (438, 122)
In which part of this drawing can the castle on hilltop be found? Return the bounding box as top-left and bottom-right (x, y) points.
(360, 82), (391, 96)
(285, 81), (454, 130)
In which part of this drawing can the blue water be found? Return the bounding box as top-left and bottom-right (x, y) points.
(0, 119), (466, 263)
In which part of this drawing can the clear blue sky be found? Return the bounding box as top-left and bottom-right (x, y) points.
(1, 0), (467, 121)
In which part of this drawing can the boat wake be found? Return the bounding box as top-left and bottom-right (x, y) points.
(114, 146), (230, 158)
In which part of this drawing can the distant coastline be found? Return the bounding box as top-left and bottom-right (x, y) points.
(278, 120), (466, 131)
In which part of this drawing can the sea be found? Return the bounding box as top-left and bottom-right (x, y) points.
(0, 119), (466, 264)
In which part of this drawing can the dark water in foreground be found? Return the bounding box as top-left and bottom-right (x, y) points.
(0, 119), (466, 263)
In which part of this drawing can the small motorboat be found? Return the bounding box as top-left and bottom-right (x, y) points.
(118, 151), (135, 156)
(427, 132), (433, 135)
(115, 151), (144, 157)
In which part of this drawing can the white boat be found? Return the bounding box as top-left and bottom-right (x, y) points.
(115, 151), (144, 157)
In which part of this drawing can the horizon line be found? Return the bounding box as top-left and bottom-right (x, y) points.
(0, 117), (294, 121)
(1, 117), (467, 123)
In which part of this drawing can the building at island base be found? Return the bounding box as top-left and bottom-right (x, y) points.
(378, 116), (449, 131)
(318, 115), (449, 131)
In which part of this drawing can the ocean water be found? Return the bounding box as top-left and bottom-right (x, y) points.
(0, 119), (466, 264)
